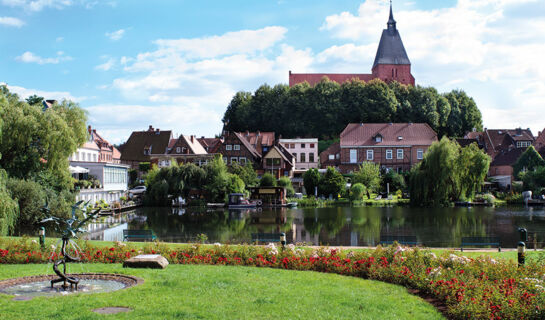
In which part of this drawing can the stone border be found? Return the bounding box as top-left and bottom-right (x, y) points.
(0, 273), (144, 293)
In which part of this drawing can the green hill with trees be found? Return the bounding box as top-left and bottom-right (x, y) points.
(223, 78), (482, 139)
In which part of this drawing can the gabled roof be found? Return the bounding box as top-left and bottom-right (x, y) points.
(81, 140), (100, 151)
(491, 148), (524, 167)
(233, 132), (261, 159)
(198, 137), (223, 153)
(120, 127), (172, 162)
(264, 145), (294, 166)
(372, 3), (410, 68)
(236, 131), (275, 156)
(483, 129), (534, 154)
(340, 123), (437, 146)
(112, 146), (121, 160)
(181, 135), (207, 155)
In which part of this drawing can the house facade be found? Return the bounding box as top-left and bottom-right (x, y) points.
(465, 128), (535, 188)
(262, 145), (295, 178)
(339, 123), (437, 174)
(279, 138), (318, 171)
(289, 3), (414, 87)
(119, 125), (173, 170)
(319, 142), (341, 169)
(150, 134), (214, 167)
(70, 130), (129, 205)
(219, 131), (263, 166)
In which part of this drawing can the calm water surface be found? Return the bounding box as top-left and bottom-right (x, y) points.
(88, 206), (545, 248)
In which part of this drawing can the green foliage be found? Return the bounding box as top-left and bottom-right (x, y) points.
(222, 79), (483, 139)
(139, 162), (151, 173)
(25, 95), (44, 106)
(521, 166), (545, 195)
(226, 174), (245, 194)
(277, 176), (295, 197)
(349, 183), (366, 202)
(228, 162), (258, 187)
(382, 170), (406, 193)
(513, 146), (545, 178)
(259, 173), (277, 187)
(409, 137), (490, 206)
(0, 86), (88, 191)
(318, 138), (339, 154)
(0, 171), (18, 236)
(319, 167), (345, 197)
(128, 169), (138, 186)
(353, 162), (381, 193)
(6, 178), (46, 234)
(145, 162), (206, 205)
(203, 155), (231, 203)
(303, 168), (321, 196)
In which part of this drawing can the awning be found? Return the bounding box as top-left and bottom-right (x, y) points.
(69, 166), (89, 174)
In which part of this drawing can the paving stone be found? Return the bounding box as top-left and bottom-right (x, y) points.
(123, 254), (169, 269)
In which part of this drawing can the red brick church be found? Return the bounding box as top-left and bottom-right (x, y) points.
(289, 2), (415, 87)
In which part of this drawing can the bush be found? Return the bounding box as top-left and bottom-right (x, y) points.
(319, 167), (345, 198)
(260, 173), (276, 187)
(349, 183), (366, 202)
(6, 178), (46, 234)
(277, 177), (295, 197)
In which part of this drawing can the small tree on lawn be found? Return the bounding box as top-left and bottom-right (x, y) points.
(353, 162), (381, 194)
(303, 168), (320, 197)
(319, 167), (345, 198)
(349, 183), (366, 202)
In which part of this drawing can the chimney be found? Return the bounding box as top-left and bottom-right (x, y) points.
(148, 125), (154, 131)
(201, 136), (205, 139)
(191, 135), (194, 143)
(257, 130), (260, 136)
(155, 128), (160, 135)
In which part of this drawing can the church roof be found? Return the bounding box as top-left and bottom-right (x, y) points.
(372, 3), (411, 68)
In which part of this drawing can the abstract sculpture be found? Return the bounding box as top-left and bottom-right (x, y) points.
(41, 200), (101, 291)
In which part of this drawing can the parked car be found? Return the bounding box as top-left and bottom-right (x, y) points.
(129, 186), (147, 194)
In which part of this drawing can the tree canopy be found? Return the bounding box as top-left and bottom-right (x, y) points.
(409, 138), (490, 206)
(352, 162), (381, 193)
(222, 79), (482, 139)
(513, 146), (545, 178)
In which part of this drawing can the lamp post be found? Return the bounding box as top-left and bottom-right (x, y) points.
(39, 227), (45, 249)
(518, 227), (527, 266)
(280, 232), (286, 250)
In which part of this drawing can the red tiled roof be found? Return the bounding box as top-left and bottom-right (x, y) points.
(198, 137), (223, 153)
(533, 129), (545, 153)
(491, 148), (524, 167)
(289, 73), (374, 87)
(168, 139), (177, 149)
(236, 131), (275, 155)
(340, 123), (437, 146)
(234, 132), (261, 159)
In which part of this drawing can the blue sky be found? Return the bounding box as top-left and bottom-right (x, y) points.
(1, 0), (544, 143)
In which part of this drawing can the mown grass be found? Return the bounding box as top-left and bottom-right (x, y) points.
(0, 264), (444, 320)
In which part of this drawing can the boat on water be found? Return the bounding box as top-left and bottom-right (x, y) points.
(228, 193), (261, 209)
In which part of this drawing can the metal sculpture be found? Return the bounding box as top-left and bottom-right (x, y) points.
(41, 200), (101, 291)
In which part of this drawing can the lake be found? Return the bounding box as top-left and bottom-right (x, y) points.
(87, 206), (545, 248)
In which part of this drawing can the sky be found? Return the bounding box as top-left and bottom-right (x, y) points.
(1, 0), (544, 144)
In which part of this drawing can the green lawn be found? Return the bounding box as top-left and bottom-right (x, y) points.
(0, 264), (444, 320)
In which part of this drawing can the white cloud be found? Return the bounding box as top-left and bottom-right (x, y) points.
(105, 29), (125, 41)
(1, 0), (73, 11)
(16, 51), (72, 64)
(95, 57), (115, 71)
(0, 16), (24, 27)
(56, 36), (63, 42)
(153, 26), (287, 59)
(3, 83), (85, 102)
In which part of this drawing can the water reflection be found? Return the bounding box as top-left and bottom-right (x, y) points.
(90, 206), (545, 248)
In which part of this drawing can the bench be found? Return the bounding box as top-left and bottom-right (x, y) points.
(123, 229), (157, 242)
(251, 233), (283, 243)
(461, 236), (500, 252)
(380, 235), (419, 246)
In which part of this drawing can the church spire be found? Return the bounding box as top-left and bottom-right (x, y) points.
(387, 0), (396, 32)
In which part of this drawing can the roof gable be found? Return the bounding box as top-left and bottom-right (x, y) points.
(120, 129), (173, 161)
(340, 123), (437, 147)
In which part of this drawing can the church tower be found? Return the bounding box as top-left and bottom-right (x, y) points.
(371, 2), (415, 85)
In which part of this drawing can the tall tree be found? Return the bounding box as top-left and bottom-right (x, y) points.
(513, 146), (545, 178)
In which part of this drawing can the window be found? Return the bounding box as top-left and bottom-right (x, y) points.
(290, 144), (295, 148)
(375, 136), (382, 142)
(350, 149), (357, 163)
(234, 144), (240, 150)
(301, 144), (306, 148)
(310, 143), (315, 148)
(517, 141), (530, 148)
(336, 153), (340, 159)
(176, 147), (181, 153)
(239, 157), (246, 165)
(300, 153), (306, 163)
(397, 149), (404, 159)
(266, 158), (281, 166)
(328, 154), (334, 160)
(230, 157), (238, 164)
(226, 144), (232, 151)
(284, 144), (289, 149)
(417, 149), (424, 160)
(309, 153), (314, 163)
(367, 150), (374, 160)
(386, 149), (393, 160)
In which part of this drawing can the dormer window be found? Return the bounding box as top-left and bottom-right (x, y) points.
(397, 136), (403, 140)
(517, 141), (530, 148)
(375, 135), (382, 143)
(144, 146), (152, 155)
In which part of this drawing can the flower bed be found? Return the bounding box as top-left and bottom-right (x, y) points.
(1, 238), (544, 319)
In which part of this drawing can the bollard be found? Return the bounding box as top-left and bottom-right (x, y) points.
(517, 241), (525, 266)
(518, 227), (527, 266)
(280, 233), (286, 250)
(39, 226), (46, 249)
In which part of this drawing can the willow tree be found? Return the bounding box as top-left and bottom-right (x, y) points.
(409, 138), (490, 206)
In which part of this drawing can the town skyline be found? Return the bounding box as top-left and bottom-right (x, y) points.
(1, 0), (544, 143)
